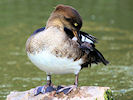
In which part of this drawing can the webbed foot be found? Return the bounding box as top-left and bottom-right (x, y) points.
(34, 85), (56, 96)
(56, 85), (77, 94)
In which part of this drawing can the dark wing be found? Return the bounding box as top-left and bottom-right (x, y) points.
(79, 31), (97, 43)
(78, 31), (109, 67)
(64, 27), (74, 39)
(64, 27), (97, 44)
(31, 27), (45, 36)
(92, 48), (109, 65)
(80, 41), (109, 67)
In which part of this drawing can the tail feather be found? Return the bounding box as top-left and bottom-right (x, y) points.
(80, 43), (109, 67)
(93, 48), (109, 65)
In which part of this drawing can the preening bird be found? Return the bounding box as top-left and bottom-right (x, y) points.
(26, 4), (109, 95)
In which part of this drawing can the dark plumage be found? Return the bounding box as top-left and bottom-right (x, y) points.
(64, 27), (109, 67)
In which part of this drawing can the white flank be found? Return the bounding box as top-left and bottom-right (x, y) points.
(27, 50), (83, 75)
(81, 35), (93, 43)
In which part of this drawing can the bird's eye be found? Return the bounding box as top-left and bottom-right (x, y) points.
(74, 23), (78, 27)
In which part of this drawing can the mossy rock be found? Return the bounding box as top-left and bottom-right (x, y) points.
(104, 89), (114, 100)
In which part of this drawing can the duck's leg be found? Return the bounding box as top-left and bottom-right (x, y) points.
(34, 75), (56, 96)
(46, 75), (52, 86)
(56, 74), (79, 94)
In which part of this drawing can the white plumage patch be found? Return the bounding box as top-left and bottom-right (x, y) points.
(72, 35), (93, 44)
(72, 35), (94, 43)
(72, 37), (78, 41)
(27, 50), (83, 75)
(81, 35), (93, 43)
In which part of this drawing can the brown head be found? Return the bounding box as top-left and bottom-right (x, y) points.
(46, 4), (82, 39)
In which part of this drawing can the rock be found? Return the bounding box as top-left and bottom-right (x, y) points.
(6, 86), (113, 100)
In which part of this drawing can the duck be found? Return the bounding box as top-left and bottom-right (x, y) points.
(26, 4), (109, 95)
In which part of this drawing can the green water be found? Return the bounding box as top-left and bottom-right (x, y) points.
(0, 0), (133, 99)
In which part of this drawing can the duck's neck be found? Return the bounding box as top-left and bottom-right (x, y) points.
(46, 14), (64, 30)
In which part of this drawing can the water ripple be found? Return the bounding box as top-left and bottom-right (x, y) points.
(9, 52), (25, 56)
(7, 61), (16, 65)
(113, 88), (133, 94)
(12, 77), (44, 82)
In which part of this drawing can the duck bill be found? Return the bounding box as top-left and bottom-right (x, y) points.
(72, 30), (80, 41)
